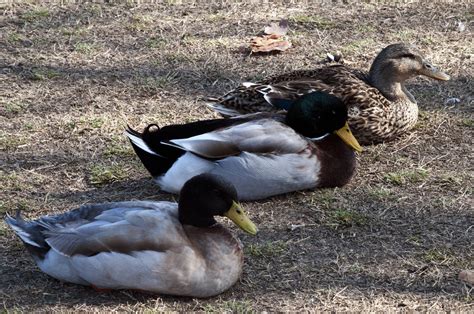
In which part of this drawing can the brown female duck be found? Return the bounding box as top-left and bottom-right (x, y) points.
(208, 43), (450, 144)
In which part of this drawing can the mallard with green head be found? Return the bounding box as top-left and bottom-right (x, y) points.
(207, 43), (450, 144)
(126, 92), (362, 201)
(6, 174), (257, 298)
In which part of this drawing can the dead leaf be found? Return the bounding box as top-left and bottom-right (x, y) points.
(250, 34), (291, 53)
(264, 19), (289, 36)
(250, 19), (291, 54)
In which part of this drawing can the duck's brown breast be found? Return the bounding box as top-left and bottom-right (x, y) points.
(314, 134), (356, 188)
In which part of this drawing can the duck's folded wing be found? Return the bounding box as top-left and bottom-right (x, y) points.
(168, 119), (309, 159)
(44, 202), (184, 257)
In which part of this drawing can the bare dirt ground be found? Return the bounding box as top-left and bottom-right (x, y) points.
(1, 2), (473, 312)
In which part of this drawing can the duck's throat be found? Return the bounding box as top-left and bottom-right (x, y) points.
(372, 77), (415, 104)
(369, 67), (416, 104)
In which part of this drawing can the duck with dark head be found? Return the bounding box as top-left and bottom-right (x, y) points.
(126, 91), (362, 201)
(6, 174), (258, 298)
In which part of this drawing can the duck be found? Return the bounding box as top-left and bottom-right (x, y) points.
(207, 43), (450, 144)
(126, 91), (362, 201)
(5, 174), (258, 298)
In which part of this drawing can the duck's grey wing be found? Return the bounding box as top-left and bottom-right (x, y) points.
(43, 201), (183, 257)
(169, 118), (309, 159)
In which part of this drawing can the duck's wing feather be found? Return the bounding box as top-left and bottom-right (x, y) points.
(210, 65), (373, 116)
(169, 118), (309, 159)
(42, 201), (183, 257)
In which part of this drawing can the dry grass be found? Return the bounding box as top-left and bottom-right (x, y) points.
(1, 2), (473, 312)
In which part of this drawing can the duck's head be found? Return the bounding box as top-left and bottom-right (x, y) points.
(286, 91), (362, 152)
(369, 43), (450, 100)
(178, 173), (258, 235)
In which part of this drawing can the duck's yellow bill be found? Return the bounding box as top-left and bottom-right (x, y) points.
(335, 122), (363, 153)
(224, 201), (258, 235)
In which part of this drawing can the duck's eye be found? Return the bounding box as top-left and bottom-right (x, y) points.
(236, 209), (242, 214)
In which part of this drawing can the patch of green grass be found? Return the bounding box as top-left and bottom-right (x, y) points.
(464, 11), (474, 20)
(356, 24), (376, 33)
(22, 8), (50, 22)
(310, 189), (336, 209)
(61, 27), (88, 37)
(290, 15), (335, 29)
(329, 209), (368, 229)
(86, 4), (103, 16)
(384, 168), (429, 186)
(0, 172), (26, 191)
(0, 222), (10, 237)
(89, 117), (104, 129)
(139, 73), (179, 91)
(461, 119), (474, 128)
(162, 52), (190, 64)
(0, 202), (7, 216)
(423, 248), (451, 264)
(4, 102), (29, 114)
(181, 34), (200, 45)
(128, 14), (153, 31)
(23, 122), (34, 130)
(145, 38), (167, 49)
(7, 32), (24, 43)
(420, 36), (435, 46)
(64, 121), (77, 132)
(436, 173), (463, 186)
(203, 300), (253, 313)
(205, 13), (226, 22)
(163, 0), (181, 5)
(406, 234), (422, 246)
(89, 164), (127, 186)
(104, 142), (135, 157)
(0, 199), (31, 215)
(246, 240), (288, 258)
(74, 42), (96, 54)
(30, 68), (60, 81)
(394, 29), (416, 41)
(0, 132), (27, 150)
(367, 187), (392, 201)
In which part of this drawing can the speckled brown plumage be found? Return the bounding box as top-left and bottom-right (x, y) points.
(211, 43), (450, 145)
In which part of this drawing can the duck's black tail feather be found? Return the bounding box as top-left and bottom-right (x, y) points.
(125, 125), (180, 177)
(5, 212), (50, 260)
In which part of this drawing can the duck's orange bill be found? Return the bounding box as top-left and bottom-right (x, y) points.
(335, 122), (363, 153)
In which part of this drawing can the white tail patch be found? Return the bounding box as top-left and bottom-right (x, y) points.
(124, 131), (161, 156)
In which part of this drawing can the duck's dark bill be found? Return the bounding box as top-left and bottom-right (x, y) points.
(335, 122), (363, 153)
(224, 201), (258, 235)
